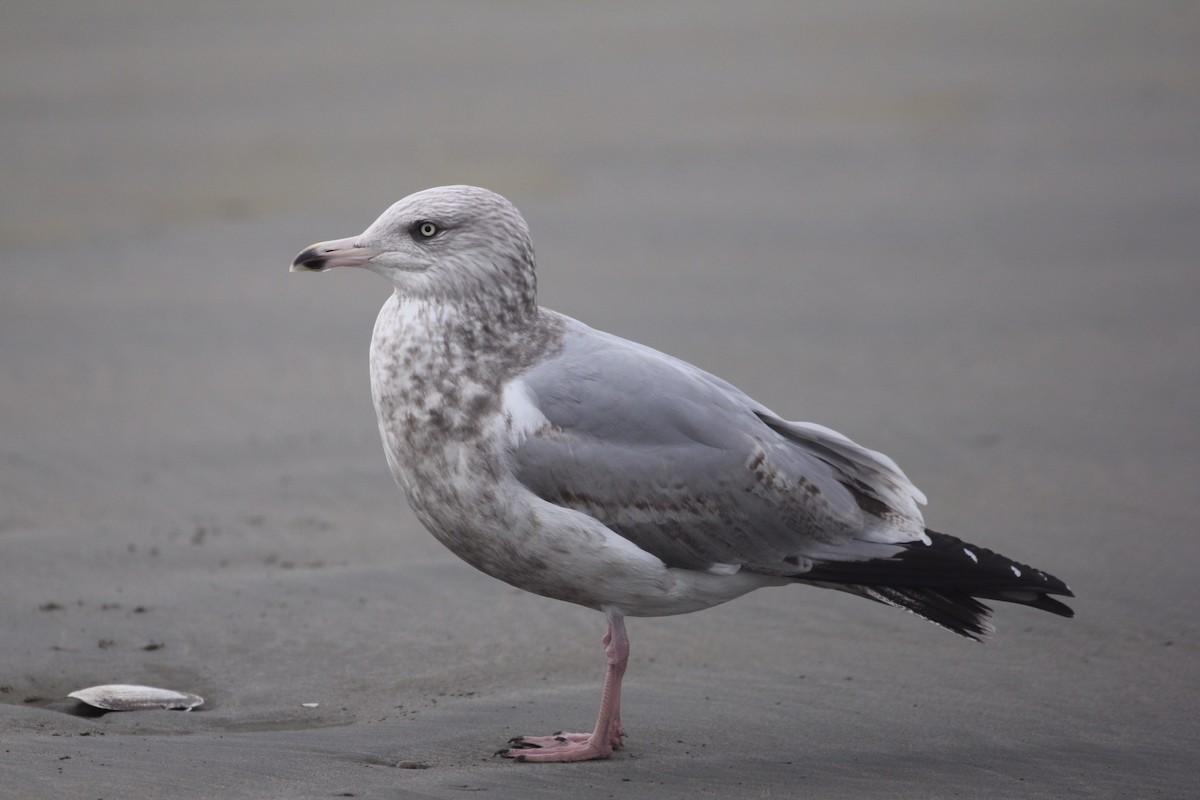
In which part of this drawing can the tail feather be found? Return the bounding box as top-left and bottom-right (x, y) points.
(800, 530), (1074, 639)
(855, 586), (995, 641)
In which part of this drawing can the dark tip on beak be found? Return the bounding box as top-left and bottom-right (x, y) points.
(290, 246), (329, 272)
(289, 236), (380, 273)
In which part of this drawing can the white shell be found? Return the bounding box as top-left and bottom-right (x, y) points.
(68, 684), (204, 711)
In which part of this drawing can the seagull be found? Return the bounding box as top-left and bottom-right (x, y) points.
(291, 185), (1073, 763)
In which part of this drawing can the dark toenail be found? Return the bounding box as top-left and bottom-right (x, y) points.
(515, 754), (527, 763)
(554, 736), (567, 742)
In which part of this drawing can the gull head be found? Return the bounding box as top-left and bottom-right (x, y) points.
(291, 185), (537, 310)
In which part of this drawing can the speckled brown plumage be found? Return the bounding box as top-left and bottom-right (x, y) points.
(291, 184), (1073, 762)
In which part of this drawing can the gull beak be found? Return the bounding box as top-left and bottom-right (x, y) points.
(290, 236), (382, 272)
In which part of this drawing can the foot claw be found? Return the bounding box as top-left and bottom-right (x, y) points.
(499, 729), (619, 762)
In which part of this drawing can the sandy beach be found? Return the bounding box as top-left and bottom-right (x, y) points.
(2, 2), (1197, 797)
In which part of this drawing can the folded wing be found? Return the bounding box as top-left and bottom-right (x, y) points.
(511, 315), (929, 576)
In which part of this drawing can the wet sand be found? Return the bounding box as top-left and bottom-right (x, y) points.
(2, 2), (1197, 797)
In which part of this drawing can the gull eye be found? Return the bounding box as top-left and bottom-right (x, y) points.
(414, 221), (440, 240)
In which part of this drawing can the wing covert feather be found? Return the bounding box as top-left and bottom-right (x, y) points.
(511, 315), (927, 573)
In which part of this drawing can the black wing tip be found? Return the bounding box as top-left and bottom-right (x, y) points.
(800, 529), (1076, 631)
(1010, 591), (1075, 618)
(858, 584), (1075, 639)
(922, 529), (1075, 598)
(1046, 597), (1075, 618)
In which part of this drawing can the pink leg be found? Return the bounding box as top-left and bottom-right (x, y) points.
(501, 608), (629, 762)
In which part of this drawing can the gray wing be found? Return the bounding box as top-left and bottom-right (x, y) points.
(511, 316), (928, 575)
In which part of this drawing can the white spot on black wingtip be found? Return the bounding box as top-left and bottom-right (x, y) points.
(1010, 565), (1022, 577)
(963, 548), (978, 563)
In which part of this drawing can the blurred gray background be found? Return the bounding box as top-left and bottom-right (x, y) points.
(2, 2), (1197, 798)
